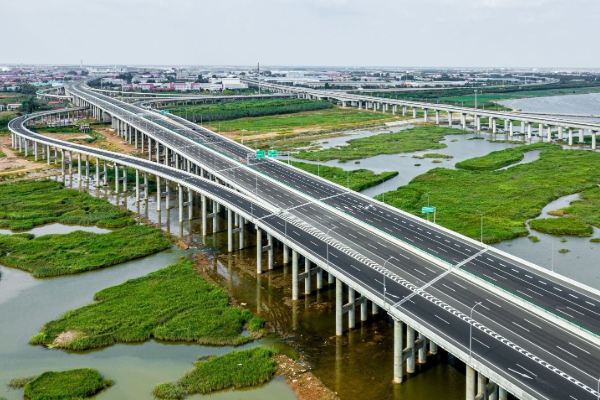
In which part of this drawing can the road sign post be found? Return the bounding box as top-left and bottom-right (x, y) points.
(421, 206), (436, 223)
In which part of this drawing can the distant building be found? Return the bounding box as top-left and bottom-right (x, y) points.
(7, 103), (21, 111)
(0, 104), (5, 111)
(221, 78), (248, 90)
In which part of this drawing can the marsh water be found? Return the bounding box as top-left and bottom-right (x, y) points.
(1, 92), (599, 399)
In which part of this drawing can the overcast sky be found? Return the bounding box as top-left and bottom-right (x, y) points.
(2, 0), (598, 68)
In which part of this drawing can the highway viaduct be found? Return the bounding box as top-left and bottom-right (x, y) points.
(10, 80), (600, 400)
(244, 79), (600, 149)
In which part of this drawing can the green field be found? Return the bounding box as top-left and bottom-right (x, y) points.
(222, 107), (409, 138)
(0, 180), (132, 231)
(294, 126), (467, 163)
(30, 260), (264, 350)
(165, 98), (334, 123)
(288, 161), (397, 192)
(0, 110), (18, 133)
(21, 369), (113, 400)
(0, 225), (170, 277)
(154, 347), (276, 399)
(529, 218), (593, 237)
(382, 147), (600, 243)
(558, 187), (600, 229)
(455, 142), (556, 171)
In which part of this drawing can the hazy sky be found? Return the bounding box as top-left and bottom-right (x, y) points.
(2, 0), (598, 68)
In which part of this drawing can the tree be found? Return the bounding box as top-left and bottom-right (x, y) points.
(147, 79), (156, 83)
(19, 84), (37, 95)
(116, 73), (133, 84)
(20, 97), (39, 113)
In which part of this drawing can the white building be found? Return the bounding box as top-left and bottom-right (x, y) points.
(221, 78), (248, 90)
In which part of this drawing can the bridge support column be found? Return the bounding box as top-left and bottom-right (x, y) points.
(393, 105), (397, 115)
(135, 170), (140, 202)
(402, 106), (407, 116)
(435, 110), (439, 124)
(520, 120), (525, 135)
(412, 108), (417, 118)
(292, 249), (299, 299)
(592, 132), (597, 150)
(348, 287), (355, 329)
(448, 110), (452, 126)
(461, 114), (467, 130)
(527, 123), (532, 140)
(491, 118), (496, 134)
(61, 150), (65, 175)
(95, 158), (101, 186)
(568, 128), (573, 145)
(509, 121), (513, 137)
(46, 145), (51, 165)
(406, 326), (415, 373)
(77, 153), (82, 177)
(201, 195), (207, 235)
(488, 382), (499, 400)
(579, 128), (585, 143)
(418, 332), (427, 364)
(69, 151), (73, 175)
(429, 340), (438, 354)
(227, 208), (233, 252)
(212, 200), (218, 232)
(304, 259), (311, 294)
(156, 176), (161, 213)
(257, 228), (263, 274)
(498, 387), (507, 400)
(238, 214), (244, 248)
(476, 116), (481, 132)
(423, 109), (428, 122)
(85, 155), (90, 181)
(114, 165), (120, 193)
(372, 303), (379, 315)
(477, 372), (486, 398)
(538, 123), (544, 139)
(393, 318), (404, 384)
(316, 267), (323, 289)
(466, 366), (476, 400)
(558, 126), (564, 140)
(267, 233), (274, 269)
(33, 142), (38, 161)
(335, 278), (343, 335)
(283, 244), (289, 264)
(547, 125), (553, 142)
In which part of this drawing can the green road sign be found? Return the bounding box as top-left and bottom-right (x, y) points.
(267, 150), (278, 158)
(421, 206), (435, 214)
(255, 150), (265, 158)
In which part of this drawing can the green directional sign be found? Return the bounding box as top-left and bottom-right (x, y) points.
(421, 206), (435, 214)
(267, 149), (278, 158)
(255, 150), (265, 158)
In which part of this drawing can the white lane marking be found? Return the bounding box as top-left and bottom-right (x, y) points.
(507, 368), (533, 379)
(524, 319), (543, 330)
(586, 301), (595, 306)
(516, 290), (533, 299)
(556, 346), (578, 358)
(566, 306), (584, 316)
(554, 287), (562, 292)
(442, 283), (456, 292)
(569, 294), (578, 299)
(512, 322), (530, 332)
(569, 342), (590, 355)
(486, 299), (501, 307)
(473, 337), (490, 348)
(557, 309), (575, 319)
(517, 364), (538, 377)
(435, 315), (450, 325)
(454, 282), (467, 290)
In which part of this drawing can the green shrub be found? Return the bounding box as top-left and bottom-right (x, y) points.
(248, 317), (266, 331)
(456, 142), (556, 171)
(153, 382), (184, 400)
(528, 236), (540, 242)
(558, 248), (570, 253)
(529, 218), (593, 237)
(30, 261), (258, 350)
(23, 369), (112, 400)
(7, 375), (36, 388)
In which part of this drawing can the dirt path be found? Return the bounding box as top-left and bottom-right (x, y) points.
(0, 136), (47, 173)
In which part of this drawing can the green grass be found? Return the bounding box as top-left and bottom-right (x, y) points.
(558, 187), (600, 229)
(455, 142), (556, 171)
(223, 107), (408, 137)
(295, 126), (468, 163)
(0, 180), (131, 230)
(288, 161), (398, 192)
(590, 238), (600, 243)
(154, 347), (276, 398)
(7, 376), (36, 388)
(30, 260), (261, 350)
(529, 218), (593, 237)
(0, 225), (170, 277)
(166, 98), (334, 122)
(528, 236), (540, 242)
(382, 147), (600, 243)
(23, 369), (113, 400)
(558, 248), (570, 254)
(0, 111), (18, 133)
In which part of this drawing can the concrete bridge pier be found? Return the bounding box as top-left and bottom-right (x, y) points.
(392, 105), (397, 115)
(412, 108), (417, 119)
(592, 131), (597, 150)
(77, 153), (82, 178)
(466, 365), (476, 400)
(558, 126), (564, 140)
(476, 116), (481, 132)
(393, 318), (404, 383)
(547, 125), (553, 143)
(402, 106), (407, 116)
(238, 214), (245, 249)
(282, 244), (289, 264)
(423, 109), (428, 122)
(499, 387), (507, 400)
(509, 121), (513, 137)
(491, 118), (496, 134)
(68, 151), (73, 175)
(435, 110), (439, 124)
(520, 121), (525, 135)
(212, 200), (218, 232)
(568, 129), (574, 145)
(418, 332), (427, 364)
(201, 195), (207, 235)
(527, 123), (532, 140)
(461, 114), (467, 130)
(406, 326), (416, 373)
(61, 150), (65, 175)
(538, 123), (544, 139)
(85, 155), (90, 181)
(291, 249), (299, 298)
(579, 128), (584, 143)
(447, 111), (453, 126)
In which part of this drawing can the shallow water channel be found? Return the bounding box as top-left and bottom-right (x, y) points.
(1, 100), (598, 398)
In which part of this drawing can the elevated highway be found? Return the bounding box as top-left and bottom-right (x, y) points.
(245, 79), (600, 148)
(11, 81), (600, 399)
